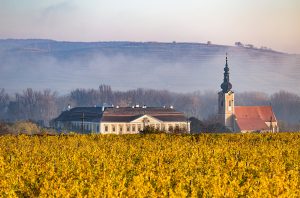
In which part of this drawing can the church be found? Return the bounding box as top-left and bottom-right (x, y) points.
(218, 55), (279, 133)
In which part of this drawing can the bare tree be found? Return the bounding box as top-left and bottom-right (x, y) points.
(2, 86), (300, 131)
(0, 88), (9, 119)
(271, 91), (300, 124)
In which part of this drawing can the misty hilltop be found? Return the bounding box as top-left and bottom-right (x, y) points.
(0, 39), (299, 95)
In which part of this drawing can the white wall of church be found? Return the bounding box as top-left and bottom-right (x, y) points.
(218, 91), (235, 131)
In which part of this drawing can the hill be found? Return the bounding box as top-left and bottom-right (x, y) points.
(0, 39), (299, 94)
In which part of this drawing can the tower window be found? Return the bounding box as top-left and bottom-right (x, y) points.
(221, 101), (223, 107)
(229, 101), (232, 106)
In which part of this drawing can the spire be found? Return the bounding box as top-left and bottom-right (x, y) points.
(220, 53), (232, 93)
(225, 53), (228, 68)
(224, 53), (229, 77)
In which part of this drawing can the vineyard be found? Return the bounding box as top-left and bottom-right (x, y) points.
(0, 133), (299, 197)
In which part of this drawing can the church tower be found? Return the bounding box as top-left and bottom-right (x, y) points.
(218, 54), (235, 131)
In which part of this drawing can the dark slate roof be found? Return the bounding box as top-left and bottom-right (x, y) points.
(54, 106), (187, 123)
(101, 115), (142, 122)
(54, 107), (104, 122)
(104, 107), (178, 115)
(102, 107), (187, 122)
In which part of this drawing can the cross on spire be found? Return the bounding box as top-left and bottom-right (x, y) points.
(226, 53), (228, 65)
(220, 53), (232, 93)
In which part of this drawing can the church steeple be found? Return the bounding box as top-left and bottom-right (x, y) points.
(220, 54), (232, 93)
(218, 54), (235, 132)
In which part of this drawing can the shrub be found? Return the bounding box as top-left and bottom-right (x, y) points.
(12, 121), (40, 135)
(140, 126), (164, 134)
(0, 122), (11, 134)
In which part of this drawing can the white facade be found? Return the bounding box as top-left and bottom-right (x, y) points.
(100, 115), (190, 134)
(53, 108), (190, 134)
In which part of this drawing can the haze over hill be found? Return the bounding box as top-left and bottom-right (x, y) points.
(0, 39), (299, 95)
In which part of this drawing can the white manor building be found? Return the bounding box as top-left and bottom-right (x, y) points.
(52, 106), (190, 134)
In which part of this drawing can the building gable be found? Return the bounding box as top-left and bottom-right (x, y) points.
(130, 114), (162, 123)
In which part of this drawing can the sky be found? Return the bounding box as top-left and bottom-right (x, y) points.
(0, 0), (300, 54)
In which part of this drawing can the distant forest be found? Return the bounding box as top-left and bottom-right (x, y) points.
(0, 85), (300, 131)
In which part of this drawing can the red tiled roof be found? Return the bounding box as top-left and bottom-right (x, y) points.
(236, 118), (268, 131)
(235, 106), (277, 131)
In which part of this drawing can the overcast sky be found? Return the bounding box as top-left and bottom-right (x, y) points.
(0, 0), (299, 53)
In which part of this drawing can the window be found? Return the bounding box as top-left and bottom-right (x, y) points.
(120, 126), (123, 132)
(105, 125), (108, 132)
(161, 124), (165, 131)
(137, 124), (141, 131)
(156, 124), (160, 130)
(127, 125), (130, 132)
(228, 100), (232, 111)
(169, 125), (173, 131)
(132, 125), (136, 132)
(112, 125), (116, 132)
(175, 125), (180, 132)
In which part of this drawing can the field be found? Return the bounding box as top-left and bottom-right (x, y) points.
(0, 133), (299, 197)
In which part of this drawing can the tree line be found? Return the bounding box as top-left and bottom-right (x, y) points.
(0, 85), (299, 131)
